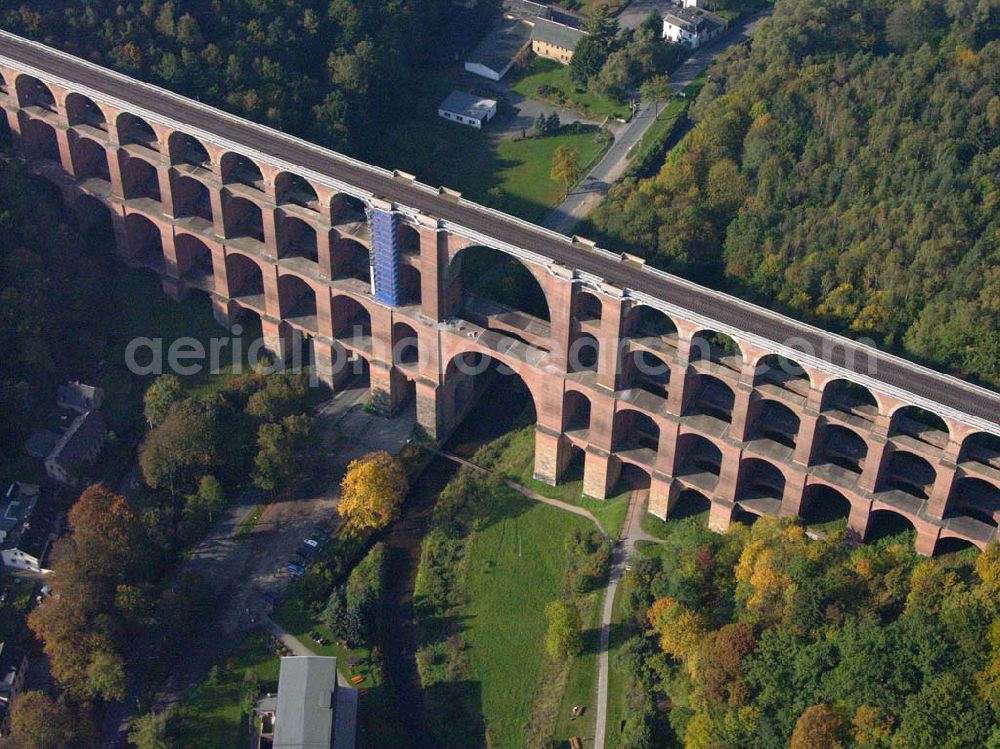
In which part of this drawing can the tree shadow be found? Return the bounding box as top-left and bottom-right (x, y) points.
(422, 680), (487, 749)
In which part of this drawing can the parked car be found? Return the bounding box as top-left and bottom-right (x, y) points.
(286, 561), (305, 576)
(303, 537), (320, 549)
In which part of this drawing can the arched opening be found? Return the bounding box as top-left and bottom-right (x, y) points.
(959, 432), (1000, 471)
(866, 509), (915, 544)
(813, 423), (868, 475)
(0, 114), (10, 151)
(392, 322), (420, 366)
(168, 131), (211, 169)
(442, 352), (536, 449)
(175, 234), (214, 289)
(66, 92), (107, 131)
(948, 477), (1000, 527)
(623, 349), (671, 400)
(331, 296), (372, 340)
(689, 330), (743, 372)
(172, 174), (212, 223)
(224, 195), (265, 243)
(331, 237), (371, 284)
(934, 537), (978, 557)
(398, 223), (420, 254)
(75, 194), (114, 242)
(572, 290), (603, 324)
(225, 253), (265, 302)
(122, 155), (161, 201)
(16, 75), (55, 111)
(124, 213), (164, 268)
(799, 484), (852, 527)
(278, 275), (318, 331)
(563, 390), (592, 433)
(278, 215), (318, 262)
(889, 406), (950, 450)
(737, 458), (785, 502)
(399, 264), (422, 306)
(881, 450), (936, 500)
(569, 333), (599, 373)
(675, 433), (723, 490)
(612, 409), (659, 457)
(684, 374), (735, 423)
(275, 172), (319, 211)
(615, 464), (652, 494)
(732, 507), (759, 527)
(747, 399), (800, 450)
(753, 354), (810, 397)
(28, 174), (64, 208)
(821, 379), (878, 424)
(669, 489), (711, 521)
(21, 118), (59, 162)
(117, 112), (159, 151)
(331, 193), (368, 227)
(448, 245), (551, 347)
(623, 305), (679, 348)
(221, 152), (265, 191)
(70, 136), (110, 182)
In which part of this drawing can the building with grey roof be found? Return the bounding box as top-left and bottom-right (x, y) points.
(0, 483), (57, 573)
(44, 410), (106, 487)
(438, 90), (498, 129)
(258, 656), (357, 749)
(56, 381), (104, 414)
(662, 6), (727, 48)
(529, 17), (586, 64)
(465, 16), (534, 81)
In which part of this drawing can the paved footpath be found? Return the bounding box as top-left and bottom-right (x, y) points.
(542, 8), (772, 236)
(593, 489), (661, 749)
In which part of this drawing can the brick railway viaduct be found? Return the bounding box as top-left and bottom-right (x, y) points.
(2, 31), (1000, 556)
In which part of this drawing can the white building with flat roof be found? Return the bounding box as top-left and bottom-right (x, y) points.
(438, 91), (498, 129)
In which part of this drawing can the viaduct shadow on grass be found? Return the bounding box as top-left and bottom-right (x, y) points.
(423, 680), (487, 749)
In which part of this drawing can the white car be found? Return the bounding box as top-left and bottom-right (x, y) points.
(303, 537), (320, 549)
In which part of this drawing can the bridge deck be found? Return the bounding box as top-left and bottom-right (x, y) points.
(1, 30), (999, 430)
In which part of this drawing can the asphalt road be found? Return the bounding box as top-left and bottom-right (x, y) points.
(2, 31), (999, 429)
(542, 9), (771, 235)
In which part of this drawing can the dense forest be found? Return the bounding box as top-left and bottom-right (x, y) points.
(592, 0), (1000, 387)
(0, 0), (497, 160)
(616, 519), (1000, 749)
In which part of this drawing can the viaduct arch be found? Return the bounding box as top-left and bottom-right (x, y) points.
(2, 31), (1000, 556)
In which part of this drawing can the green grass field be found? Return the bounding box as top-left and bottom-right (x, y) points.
(173, 632), (279, 749)
(475, 425), (629, 538)
(462, 495), (595, 748)
(416, 474), (598, 749)
(510, 57), (630, 120)
(380, 69), (610, 222)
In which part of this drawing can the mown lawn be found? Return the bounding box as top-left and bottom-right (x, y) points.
(476, 425), (629, 538)
(461, 494), (595, 748)
(381, 69), (609, 222)
(173, 632), (279, 749)
(510, 57), (631, 120)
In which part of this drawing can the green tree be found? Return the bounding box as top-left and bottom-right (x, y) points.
(127, 710), (172, 749)
(545, 600), (582, 660)
(551, 145), (582, 194)
(139, 398), (217, 494)
(87, 651), (127, 702)
(143, 374), (184, 426)
(252, 414), (314, 491)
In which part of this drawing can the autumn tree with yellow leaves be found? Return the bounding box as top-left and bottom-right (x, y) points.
(338, 451), (409, 532)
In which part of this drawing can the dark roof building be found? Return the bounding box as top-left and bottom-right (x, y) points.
(464, 16), (534, 81)
(56, 381), (104, 413)
(0, 483), (57, 573)
(530, 17), (586, 54)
